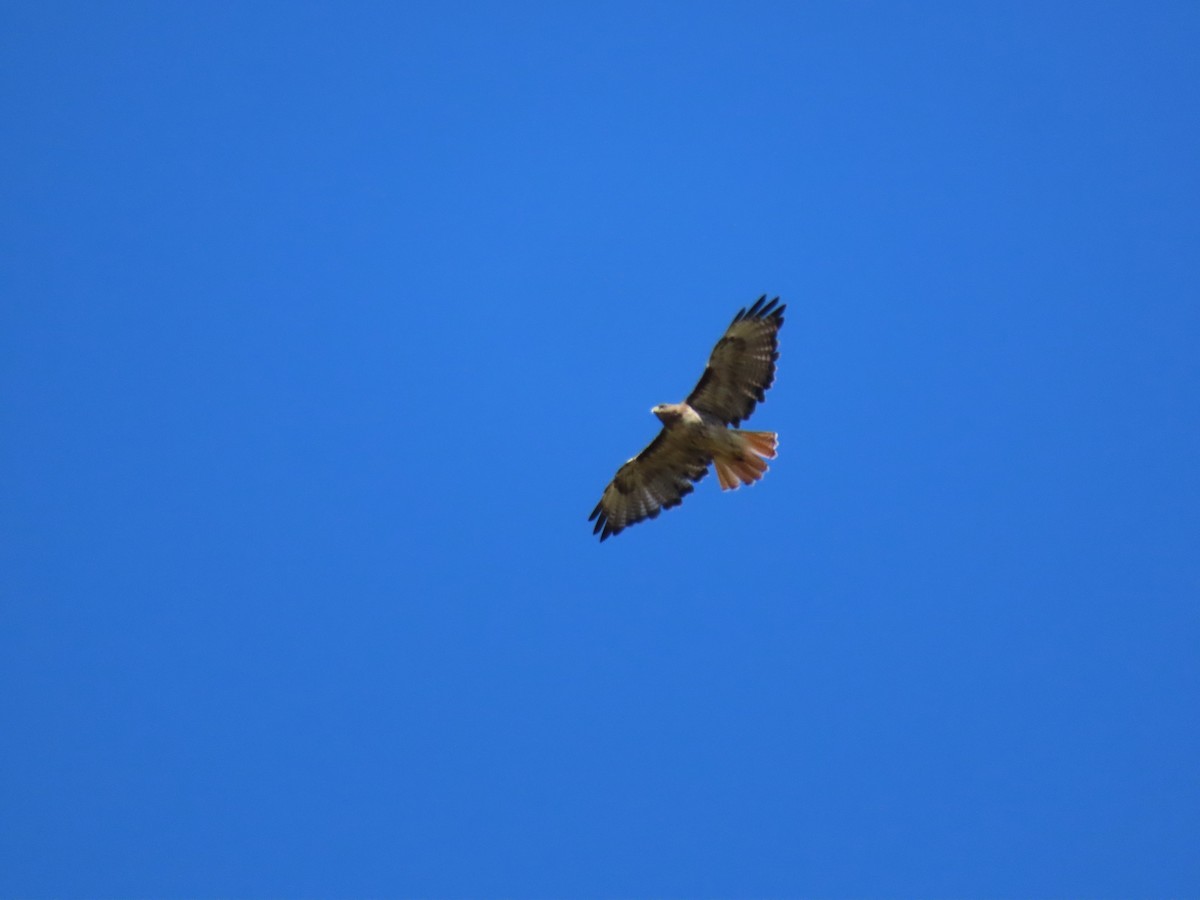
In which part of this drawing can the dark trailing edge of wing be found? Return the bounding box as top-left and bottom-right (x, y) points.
(588, 468), (708, 542)
(689, 294), (785, 426)
(731, 294), (785, 327)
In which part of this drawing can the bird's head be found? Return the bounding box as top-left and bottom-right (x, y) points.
(651, 403), (677, 425)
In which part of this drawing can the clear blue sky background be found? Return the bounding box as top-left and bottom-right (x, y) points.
(2, 3), (1198, 897)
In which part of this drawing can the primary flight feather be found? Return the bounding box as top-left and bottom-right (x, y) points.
(589, 295), (785, 541)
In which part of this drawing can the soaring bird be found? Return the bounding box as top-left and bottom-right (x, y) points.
(589, 295), (785, 541)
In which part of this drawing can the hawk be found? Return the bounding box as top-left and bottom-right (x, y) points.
(589, 295), (785, 541)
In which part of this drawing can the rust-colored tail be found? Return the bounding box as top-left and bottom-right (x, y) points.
(741, 430), (778, 459)
(713, 430), (778, 491)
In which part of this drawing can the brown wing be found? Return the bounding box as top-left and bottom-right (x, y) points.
(588, 429), (712, 542)
(686, 295), (785, 426)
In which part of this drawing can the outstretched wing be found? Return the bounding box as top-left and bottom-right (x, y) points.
(589, 429), (712, 542)
(686, 295), (785, 426)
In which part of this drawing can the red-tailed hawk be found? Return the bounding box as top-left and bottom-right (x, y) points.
(589, 295), (785, 541)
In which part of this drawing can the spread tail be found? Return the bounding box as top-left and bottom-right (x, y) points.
(741, 430), (778, 459)
(713, 430), (778, 491)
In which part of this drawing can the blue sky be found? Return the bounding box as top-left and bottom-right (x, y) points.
(2, 2), (1198, 897)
